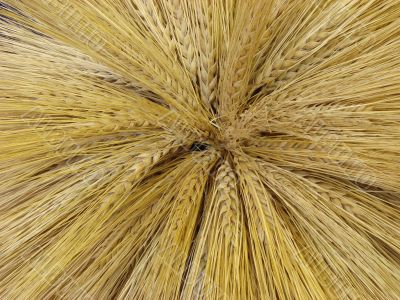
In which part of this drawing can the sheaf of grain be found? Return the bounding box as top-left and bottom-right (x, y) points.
(1, 1), (400, 299)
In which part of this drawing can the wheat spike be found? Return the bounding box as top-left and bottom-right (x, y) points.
(260, 165), (400, 299)
(182, 158), (255, 299)
(120, 150), (219, 299)
(218, 1), (273, 121)
(1, 1), (400, 299)
(160, 0), (198, 88)
(194, 1), (219, 111)
(234, 155), (331, 299)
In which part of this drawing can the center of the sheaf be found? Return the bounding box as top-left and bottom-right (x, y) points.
(188, 115), (253, 154)
(189, 135), (227, 154)
(190, 142), (210, 152)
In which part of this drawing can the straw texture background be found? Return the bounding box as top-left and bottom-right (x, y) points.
(0, 1), (399, 299)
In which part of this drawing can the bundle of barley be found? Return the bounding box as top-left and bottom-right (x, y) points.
(0, 1), (399, 299)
